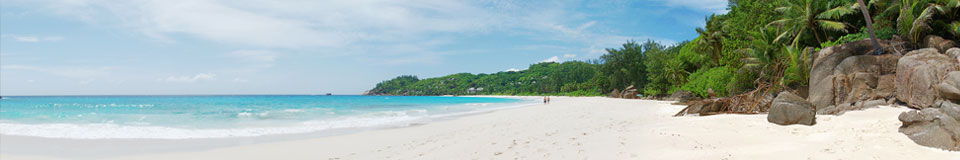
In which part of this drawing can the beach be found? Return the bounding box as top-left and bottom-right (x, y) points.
(2, 96), (958, 160)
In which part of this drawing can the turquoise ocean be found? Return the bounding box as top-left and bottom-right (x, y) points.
(0, 95), (533, 139)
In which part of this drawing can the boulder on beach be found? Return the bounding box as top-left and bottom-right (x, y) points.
(768, 91), (816, 126)
(937, 72), (960, 101)
(665, 90), (696, 102)
(621, 85), (638, 99)
(609, 88), (621, 98)
(896, 48), (960, 109)
(898, 103), (960, 151)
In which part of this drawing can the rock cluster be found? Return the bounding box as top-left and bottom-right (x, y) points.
(808, 39), (899, 115)
(895, 35), (960, 151)
(899, 100), (960, 151)
(608, 85), (640, 99)
(665, 90), (696, 102)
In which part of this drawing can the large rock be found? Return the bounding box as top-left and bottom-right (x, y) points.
(809, 40), (896, 109)
(609, 88), (621, 98)
(665, 90), (696, 102)
(874, 74), (897, 99)
(899, 107), (960, 151)
(843, 72), (879, 104)
(896, 48), (960, 109)
(621, 85), (638, 99)
(945, 48), (960, 60)
(877, 54), (901, 75)
(937, 72), (960, 101)
(768, 91), (816, 125)
(924, 35), (957, 53)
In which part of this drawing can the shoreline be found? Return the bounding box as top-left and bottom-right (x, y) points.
(2, 97), (958, 159)
(0, 96), (539, 140)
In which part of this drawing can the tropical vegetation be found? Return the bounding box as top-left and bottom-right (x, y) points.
(369, 0), (960, 98)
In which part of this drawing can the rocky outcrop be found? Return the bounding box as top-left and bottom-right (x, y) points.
(676, 99), (724, 116)
(609, 88), (621, 98)
(767, 91), (816, 125)
(898, 100), (960, 151)
(937, 72), (960, 101)
(665, 91), (696, 102)
(945, 48), (960, 60)
(621, 85), (638, 99)
(896, 48), (960, 109)
(808, 39), (900, 115)
(924, 35), (957, 53)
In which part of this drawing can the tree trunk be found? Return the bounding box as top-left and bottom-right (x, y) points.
(857, 0), (883, 55)
(811, 26), (824, 45)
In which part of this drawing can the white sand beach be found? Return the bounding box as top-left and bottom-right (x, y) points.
(2, 97), (958, 160)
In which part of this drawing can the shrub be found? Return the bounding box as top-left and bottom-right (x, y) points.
(820, 26), (896, 48)
(681, 66), (734, 98)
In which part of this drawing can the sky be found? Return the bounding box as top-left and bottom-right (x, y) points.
(0, 0), (728, 95)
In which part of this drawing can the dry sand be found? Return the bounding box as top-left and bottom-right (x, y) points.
(2, 96), (958, 160)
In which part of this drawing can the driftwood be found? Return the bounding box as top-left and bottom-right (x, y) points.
(675, 61), (791, 116)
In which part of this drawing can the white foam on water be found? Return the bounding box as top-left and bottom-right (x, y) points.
(0, 99), (539, 139)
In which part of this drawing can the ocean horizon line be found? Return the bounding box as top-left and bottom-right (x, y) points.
(0, 94), (367, 97)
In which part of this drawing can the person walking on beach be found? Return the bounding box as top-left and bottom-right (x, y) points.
(543, 96), (548, 104)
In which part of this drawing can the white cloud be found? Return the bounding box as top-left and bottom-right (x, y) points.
(17, 0), (501, 48)
(505, 68), (523, 72)
(540, 56), (560, 63)
(562, 54), (577, 58)
(9, 0), (681, 66)
(4, 35), (64, 42)
(656, 0), (728, 14)
(161, 73), (216, 83)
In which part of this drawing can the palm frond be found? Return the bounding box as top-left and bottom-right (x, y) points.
(908, 5), (936, 41)
(817, 20), (849, 32)
(818, 5), (856, 19)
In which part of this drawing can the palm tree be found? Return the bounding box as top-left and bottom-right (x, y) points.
(768, 0), (856, 46)
(881, 0), (959, 43)
(858, 0), (884, 55)
(695, 14), (725, 66)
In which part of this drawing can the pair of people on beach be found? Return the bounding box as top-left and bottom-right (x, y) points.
(543, 96), (550, 104)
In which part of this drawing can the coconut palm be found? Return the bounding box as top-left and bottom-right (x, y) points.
(857, 0), (884, 55)
(768, 0), (857, 46)
(695, 14), (726, 66)
(877, 0), (959, 43)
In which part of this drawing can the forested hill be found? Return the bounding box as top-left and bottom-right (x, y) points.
(366, 61), (603, 96)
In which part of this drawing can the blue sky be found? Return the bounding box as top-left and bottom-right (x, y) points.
(0, 0), (727, 95)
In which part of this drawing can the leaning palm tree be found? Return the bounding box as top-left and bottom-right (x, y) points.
(857, 0), (884, 55)
(768, 0), (856, 46)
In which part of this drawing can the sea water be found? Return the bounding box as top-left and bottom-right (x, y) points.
(0, 95), (533, 139)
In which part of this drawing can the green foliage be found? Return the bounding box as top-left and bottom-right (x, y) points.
(370, 61), (603, 96)
(768, 0), (857, 46)
(370, 0), (960, 99)
(644, 41), (688, 96)
(598, 41), (650, 93)
(781, 45), (813, 87)
(681, 66), (734, 98)
(820, 26), (897, 48)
